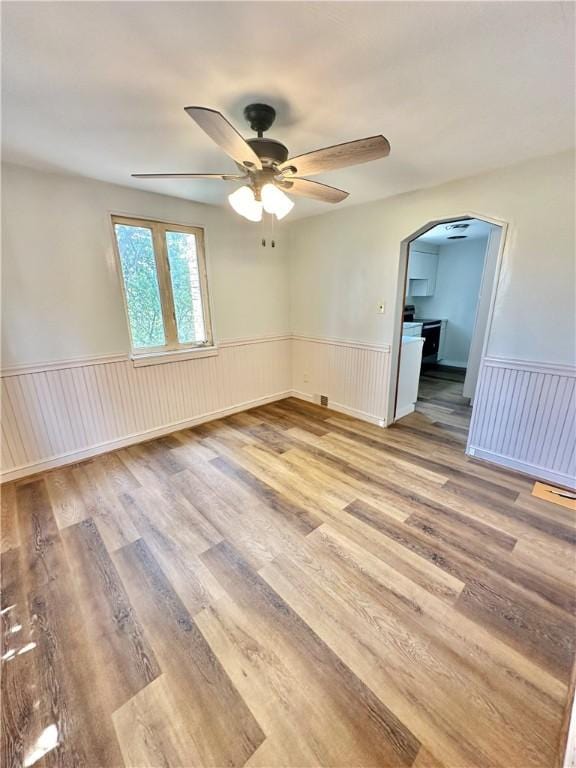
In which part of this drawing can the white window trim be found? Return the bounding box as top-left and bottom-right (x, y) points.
(110, 214), (215, 364)
(131, 345), (218, 367)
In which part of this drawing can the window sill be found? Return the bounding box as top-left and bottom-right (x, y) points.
(131, 346), (218, 368)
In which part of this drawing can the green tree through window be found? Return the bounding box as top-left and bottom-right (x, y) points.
(112, 217), (211, 354)
(114, 224), (166, 348)
(166, 231), (206, 344)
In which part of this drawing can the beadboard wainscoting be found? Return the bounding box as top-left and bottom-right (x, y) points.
(0, 336), (292, 482)
(291, 335), (391, 425)
(3, 338), (574, 488)
(468, 356), (576, 489)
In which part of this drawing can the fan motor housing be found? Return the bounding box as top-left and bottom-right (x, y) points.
(246, 138), (289, 167)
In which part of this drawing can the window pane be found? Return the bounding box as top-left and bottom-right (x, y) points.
(165, 231), (206, 344)
(114, 224), (166, 348)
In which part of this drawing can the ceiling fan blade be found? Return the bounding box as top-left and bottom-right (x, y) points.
(280, 178), (349, 204)
(279, 135), (390, 177)
(184, 106), (262, 170)
(132, 173), (246, 180)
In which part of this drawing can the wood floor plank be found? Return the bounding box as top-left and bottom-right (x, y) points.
(280, 447), (410, 521)
(210, 455), (323, 536)
(112, 674), (206, 768)
(117, 451), (222, 552)
(16, 479), (65, 587)
(118, 487), (226, 614)
(260, 543), (561, 768)
(15, 482), (127, 767)
(321, 509), (465, 604)
(405, 510), (574, 612)
(347, 498), (576, 680)
(513, 530), (576, 587)
(196, 599), (326, 768)
(171, 463), (311, 569)
(44, 469), (89, 530)
(169, 438), (218, 467)
(324, 415), (520, 499)
(71, 461), (139, 552)
(288, 427), (565, 544)
(61, 518), (161, 710)
(113, 538), (265, 767)
(240, 443), (347, 520)
(2, 380), (574, 767)
(1, 483), (19, 552)
(444, 480), (576, 544)
(1, 547), (43, 768)
(227, 413), (301, 454)
(294, 523), (565, 705)
(201, 539), (421, 767)
(413, 747), (446, 767)
(256, 402), (332, 436)
(316, 430), (449, 486)
(97, 451), (141, 495)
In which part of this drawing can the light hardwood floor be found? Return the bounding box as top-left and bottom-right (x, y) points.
(415, 365), (471, 432)
(2, 396), (575, 767)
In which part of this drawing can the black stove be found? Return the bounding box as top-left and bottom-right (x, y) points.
(403, 305), (442, 364)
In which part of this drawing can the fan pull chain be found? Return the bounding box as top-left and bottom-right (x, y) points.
(260, 213), (276, 248)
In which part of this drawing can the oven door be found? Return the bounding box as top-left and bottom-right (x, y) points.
(421, 322), (441, 363)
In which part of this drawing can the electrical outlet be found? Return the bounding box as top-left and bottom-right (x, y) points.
(303, 373), (310, 384)
(377, 302), (386, 314)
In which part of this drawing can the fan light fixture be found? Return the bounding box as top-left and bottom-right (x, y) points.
(228, 183), (295, 222)
(261, 184), (294, 220)
(228, 186), (263, 222)
(133, 103), (391, 223)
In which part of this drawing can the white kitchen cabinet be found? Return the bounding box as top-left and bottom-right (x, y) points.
(406, 249), (439, 297)
(402, 322), (423, 338)
(396, 336), (424, 420)
(437, 320), (448, 361)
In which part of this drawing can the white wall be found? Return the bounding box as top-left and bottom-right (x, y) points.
(413, 237), (488, 367)
(1, 163), (290, 368)
(288, 150), (575, 366)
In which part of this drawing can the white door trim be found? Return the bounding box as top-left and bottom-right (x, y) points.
(386, 212), (508, 433)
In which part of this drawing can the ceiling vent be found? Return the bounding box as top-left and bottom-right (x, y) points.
(446, 222), (470, 239)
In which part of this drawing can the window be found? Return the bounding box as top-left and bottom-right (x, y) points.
(111, 216), (213, 360)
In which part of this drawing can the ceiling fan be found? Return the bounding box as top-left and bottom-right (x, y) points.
(132, 103), (390, 222)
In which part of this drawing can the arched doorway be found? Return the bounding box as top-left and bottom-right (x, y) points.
(386, 213), (508, 453)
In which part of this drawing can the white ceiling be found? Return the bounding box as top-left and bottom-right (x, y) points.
(416, 219), (492, 245)
(2, 1), (574, 220)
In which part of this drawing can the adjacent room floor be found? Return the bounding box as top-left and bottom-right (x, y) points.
(415, 365), (471, 434)
(2, 398), (574, 767)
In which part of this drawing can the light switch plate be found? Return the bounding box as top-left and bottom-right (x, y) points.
(377, 302), (386, 314)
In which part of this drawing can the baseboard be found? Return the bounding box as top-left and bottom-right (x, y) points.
(467, 446), (576, 491)
(1, 391), (292, 483)
(290, 390), (386, 427)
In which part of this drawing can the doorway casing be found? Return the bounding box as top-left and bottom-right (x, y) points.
(386, 212), (508, 455)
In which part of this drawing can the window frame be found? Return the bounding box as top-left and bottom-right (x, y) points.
(110, 215), (214, 362)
